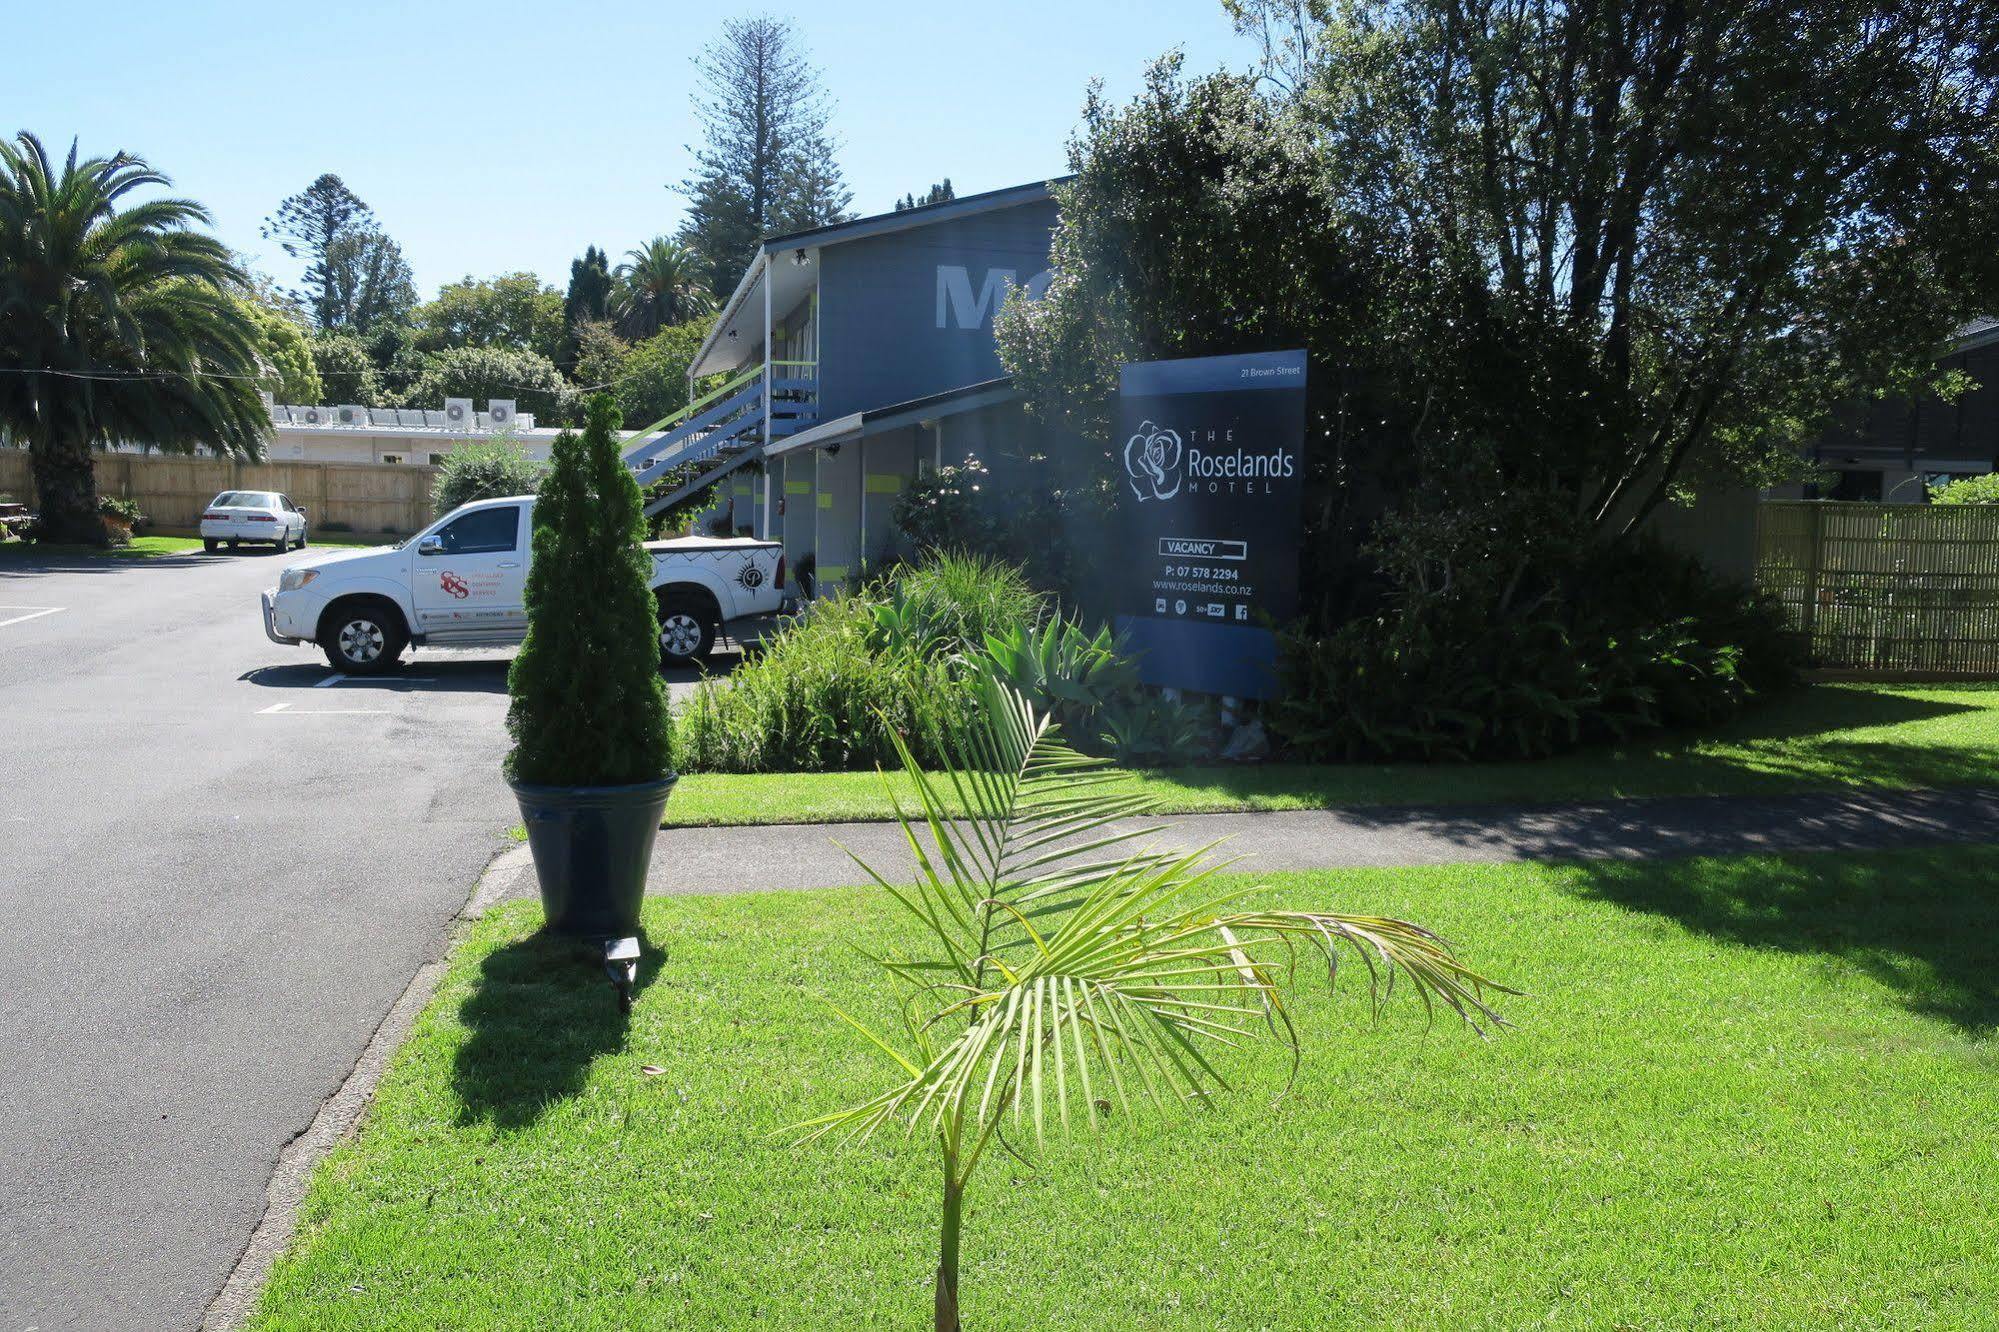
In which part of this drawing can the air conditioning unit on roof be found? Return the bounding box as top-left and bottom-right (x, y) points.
(297, 405), (324, 426)
(486, 399), (516, 428)
(443, 398), (474, 430)
(336, 404), (366, 426)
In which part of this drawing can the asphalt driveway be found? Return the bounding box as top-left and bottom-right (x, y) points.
(0, 546), (526, 1331)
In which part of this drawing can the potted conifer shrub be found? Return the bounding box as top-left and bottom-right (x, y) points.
(506, 394), (676, 940)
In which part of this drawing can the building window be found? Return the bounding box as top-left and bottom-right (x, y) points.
(429, 453), (447, 465)
(1828, 469), (1883, 502)
(381, 453), (404, 465)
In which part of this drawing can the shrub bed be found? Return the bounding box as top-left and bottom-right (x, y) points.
(677, 531), (1799, 775)
(433, 438), (545, 517)
(672, 552), (1223, 773)
(672, 592), (976, 773)
(1270, 519), (1801, 763)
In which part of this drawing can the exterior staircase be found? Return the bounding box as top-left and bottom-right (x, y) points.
(621, 361), (816, 518)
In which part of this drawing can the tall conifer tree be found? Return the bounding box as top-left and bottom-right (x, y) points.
(676, 16), (852, 293)
(565, 246), (613, 327)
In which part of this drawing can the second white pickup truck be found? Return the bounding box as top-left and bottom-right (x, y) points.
(261, 494), (784, 673)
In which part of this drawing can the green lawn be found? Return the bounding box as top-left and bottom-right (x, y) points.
(662, 681), (1999, 826)
(253, 845), (1999, 1330)
(0, 533), (386, 560)
(0, 533), (210, 559)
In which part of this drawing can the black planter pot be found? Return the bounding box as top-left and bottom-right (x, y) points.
(509, 775), (677, 937)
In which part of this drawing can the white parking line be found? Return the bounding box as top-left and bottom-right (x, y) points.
(0, 606), (64, 629)
(258, 701), (389, 716)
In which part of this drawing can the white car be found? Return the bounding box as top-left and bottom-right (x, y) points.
(201, 490), (308, 554)
(261, 494), (786, 673)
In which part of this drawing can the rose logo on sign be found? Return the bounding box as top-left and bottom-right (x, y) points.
(1123, 420), (1182, 502)
(439, 571), (471, 600)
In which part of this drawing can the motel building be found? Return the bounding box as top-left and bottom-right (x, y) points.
(621, 178), (1082, 594)
(92, 398), (584, 466)
(248, 399), (574, 466)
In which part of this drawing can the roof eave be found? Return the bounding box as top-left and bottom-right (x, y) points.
(691, 250), (771, 378)
(761, 178), (1062, 251)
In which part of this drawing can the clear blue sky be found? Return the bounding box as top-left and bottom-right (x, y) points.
(14, 0), (1258, 298)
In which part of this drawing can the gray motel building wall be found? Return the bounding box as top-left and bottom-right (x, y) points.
(652, 176), (1981, 597)
(678, 180), (1075, 592)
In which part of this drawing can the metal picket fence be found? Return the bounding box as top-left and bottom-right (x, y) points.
(1756, 500), (1999, 675)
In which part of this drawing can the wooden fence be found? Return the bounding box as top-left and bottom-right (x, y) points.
(1756, 500), (1999, 676)
(0, 449), (438, 540)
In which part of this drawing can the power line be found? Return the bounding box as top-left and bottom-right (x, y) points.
(0, 366), (269, 381)
(0, 363), (637, 399)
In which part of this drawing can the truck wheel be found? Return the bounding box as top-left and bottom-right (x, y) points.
(657, 597), (716, 667)
(320, 600), (407, 675)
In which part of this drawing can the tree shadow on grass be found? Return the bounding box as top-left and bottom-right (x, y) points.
(1144, 684), (1993, 806)
(1565, 847), (1999, 1034)
(452, 930), (662, 1130)
(1702, 681), (1990, 744)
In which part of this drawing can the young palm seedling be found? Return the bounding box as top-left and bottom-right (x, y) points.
(794, 680), (1513, 1331)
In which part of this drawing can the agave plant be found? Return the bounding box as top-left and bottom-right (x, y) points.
(795, 681), (1512, 1331)
(976, 616), (1136, 741)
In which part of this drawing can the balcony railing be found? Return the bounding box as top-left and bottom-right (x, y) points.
(622, 360), (816, 517)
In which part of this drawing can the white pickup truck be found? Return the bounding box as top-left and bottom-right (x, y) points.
(261, 494), (785, 674)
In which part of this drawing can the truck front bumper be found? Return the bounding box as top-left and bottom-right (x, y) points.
(261, 589), (305, 645)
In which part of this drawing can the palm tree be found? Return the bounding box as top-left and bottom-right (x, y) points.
(611, 238), (714, 341)
(0, 132), (266, 543)
(796, 681), (1514, 1331)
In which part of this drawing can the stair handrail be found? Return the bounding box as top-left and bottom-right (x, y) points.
(625, 379), (766, 471)
(621, 362), (765, 451)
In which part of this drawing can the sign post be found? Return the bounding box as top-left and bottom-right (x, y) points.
(1112, 349), (1308, 700)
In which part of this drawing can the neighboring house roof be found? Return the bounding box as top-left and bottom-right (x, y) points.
(1808, 317), (1999, 470)
(1952, 316), (1999, 355)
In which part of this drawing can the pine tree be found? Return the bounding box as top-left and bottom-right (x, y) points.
(565, 245), (613, 328)
(505, 395), (672, 787)
(895, 179), (955, 212)
(562, 245), (614, 374)
(676, 15), (853, 293)
(326, 225), (416, 333)
(262, 175), (410, 331)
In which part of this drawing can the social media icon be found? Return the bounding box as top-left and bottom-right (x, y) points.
(1206, 603), (1224, 618)
(1235, 604), (1249, 621)
(1155, 597), (1167, 614)
(1174, 599), (1187, 615)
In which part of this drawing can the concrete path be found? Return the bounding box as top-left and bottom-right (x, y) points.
(483, 785), (1999, 903)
